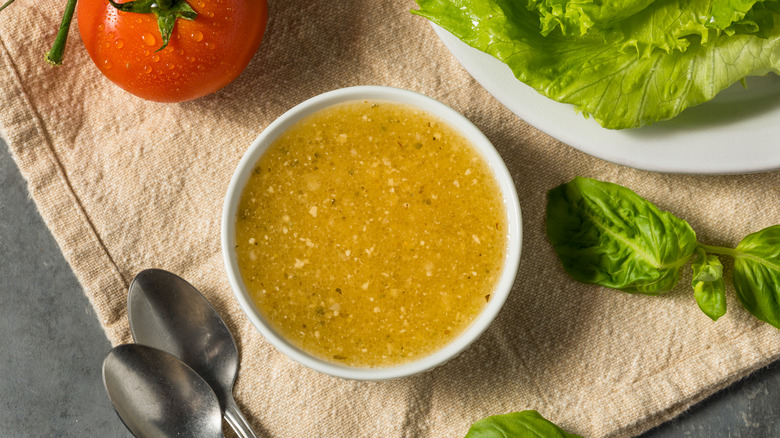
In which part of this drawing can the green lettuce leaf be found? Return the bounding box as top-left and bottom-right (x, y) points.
(710, 0), (764, 30)
(527, 0), (717, 55)
(705, 0), (780, 39)
(413, 0), (780, 129)
(527, 0), (658, 36)
(721, 0), (780, 37)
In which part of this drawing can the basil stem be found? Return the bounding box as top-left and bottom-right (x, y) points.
(697, 244), (741, 258)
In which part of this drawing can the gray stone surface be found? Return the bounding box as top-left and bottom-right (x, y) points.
(1, 137), (778, 437)
(0, 142), (131, 438)
(641, 362), (780, 437)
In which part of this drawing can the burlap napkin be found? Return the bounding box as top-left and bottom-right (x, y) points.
(2, 0), (780, 436)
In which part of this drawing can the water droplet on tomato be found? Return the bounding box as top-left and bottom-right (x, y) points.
(177, 48), (184, 55)
(143, 65), (152, 74)
(103, 60), (112, 69)
(187, 56), (196, 62)
(197, 1), (205, 7)
(115, 39), (124, 49)
(97, 24), (105, 32)
(152, 54), (160, 62)
(166, 63), (175, 70)
(196, 64), (205, 71)
(104, 42), (110, 48)
(125, 62), (131, 69)
(190, 30), (204, 42)
(141, 33), (156, 46)
(205, 11), (213, 17)
(136, 18), (142, 23)
(144, 49), (150, 56)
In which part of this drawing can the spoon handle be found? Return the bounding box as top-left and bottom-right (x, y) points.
(224, 396), (259, 438)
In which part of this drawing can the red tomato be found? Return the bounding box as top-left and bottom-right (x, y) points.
(78, 0), (267, 102)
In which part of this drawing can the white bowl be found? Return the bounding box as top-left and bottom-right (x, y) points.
(222, 86), (522, 380)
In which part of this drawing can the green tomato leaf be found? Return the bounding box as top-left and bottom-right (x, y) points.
(156, 13), (178, 51)
(108, 0), (156, 14)
(155, 0), (197, 52)
(546, 177), (698, 294)
(692, 247), (727, 320)
(732, 225), (780, 328)
(108, 0), (197, 52)
(464, 411), (582, 438)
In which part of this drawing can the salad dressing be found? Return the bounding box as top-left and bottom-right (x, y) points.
(235, 101), (507, 367)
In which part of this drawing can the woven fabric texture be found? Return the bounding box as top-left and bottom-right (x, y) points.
(1, 1), (779, 436)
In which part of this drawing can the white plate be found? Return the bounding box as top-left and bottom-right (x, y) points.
(433, 24), (780, 174)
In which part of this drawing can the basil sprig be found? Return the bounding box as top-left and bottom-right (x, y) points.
(547, 177), (780, 326)
(464, 411), (582, 438)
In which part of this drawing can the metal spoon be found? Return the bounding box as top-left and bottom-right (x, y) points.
(103, 343), (223, 438)
(127, 268), (258, 438)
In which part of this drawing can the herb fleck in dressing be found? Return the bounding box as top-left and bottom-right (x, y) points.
(235, 101), (507, 367)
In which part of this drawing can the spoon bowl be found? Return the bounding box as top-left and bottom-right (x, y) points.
(103, 344), (223, 438)
(128, 269), (257, 438)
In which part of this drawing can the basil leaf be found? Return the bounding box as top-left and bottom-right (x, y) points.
(464, 411), (582, 438)
(546, 177), (698, 294)
(692, 247), (727, 321)
(732, 225), (780, 328)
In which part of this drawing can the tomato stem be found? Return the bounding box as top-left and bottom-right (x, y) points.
(0, 0), (17, 13)
(45, 0), (78, 65)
